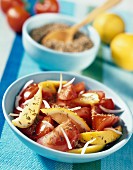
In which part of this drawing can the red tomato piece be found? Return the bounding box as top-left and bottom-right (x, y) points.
(55, 99), (77, 108)
(34, 0), (59, 14)
(42, 91), (55, 102)
(1, 0), (25, 13)
(36, 116), (54, 139)
(87, 90), (105, 100)
(37, 120), (79, 152)
(55, 99), (69, 107)
(91, 105), (103, 114)
(74, 82), (85, 94)
(58, 84), (77, 101)
(100, 98), (115, 109)
(20, 115), (44, 141)
(75, 107), (92, 127)
(91, 99), (115, 115)
(19, 83), (39, 105)
(7, 6), (30, 33)
(92, 114), (119, 131)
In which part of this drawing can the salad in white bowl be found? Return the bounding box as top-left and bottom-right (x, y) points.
(2, 72), (132, 163)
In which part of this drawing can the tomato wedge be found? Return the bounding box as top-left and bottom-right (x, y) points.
(19, 115), (44, 141)
(100, 98), (115, 109)
(19, 83), (38, 104)
(58, 84), (77, 100)
(91, 105), (103, 114)
(55, 99), (76, 108)
(74, 82), (85, 94)
(36, 116), (54, 139)
(37, 120), (79, 151)
(92, 113), (119, 131)
(75, 107), (92, 127)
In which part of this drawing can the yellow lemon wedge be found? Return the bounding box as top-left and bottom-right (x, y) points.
(93, 13), (125, 44)
(111, 33), (133, 71)
(38, 81), (57, 93)
(12, 86), (42, 128)
(38, 80), (68, 93)
(45, 80), (67, 88)
(41, 108), (90, 132)
(68, 145), (105, 154)
(72, 93), (99, 106)
(80, 126), (122, 145)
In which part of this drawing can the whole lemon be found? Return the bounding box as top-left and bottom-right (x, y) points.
(111, 33), (133, 71)
(93, 13), (125, 44)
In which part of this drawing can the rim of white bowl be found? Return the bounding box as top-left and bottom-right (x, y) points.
(22, 13), (100, 57)
(2, 71), (133, 159)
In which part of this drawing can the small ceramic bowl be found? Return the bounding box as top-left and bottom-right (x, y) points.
(22, 13), (100, 71)
(2, 72), (133, 163)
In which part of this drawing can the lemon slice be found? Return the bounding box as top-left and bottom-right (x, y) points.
(12, 86), (42, 128)
(38, 81), (57, 93)
(72, 93), (100, 106)
(44, 80), (67, 88)
(68, 145), (105, 154)
(41, 108), (90, 132)
(80, 126), (122, 145)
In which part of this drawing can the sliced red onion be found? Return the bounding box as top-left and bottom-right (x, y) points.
(16, 106), (23, 111)
(63, 77), (75, 87)
(15, 95), (22, 108)
(99, 105), (124, 114)
(42, 120), (54, 129)
(58, 73), (63, 94)
(23, 99), (31, 105)
(15, 80), (34, 109)
(19, 80), (34, 96)
(78, 90), (85, 96)
(9, 113), (19, 117)
(60, 127), (72, 149)
(40, 120), (54, 132)
(81, 138), (96, 155)
(43, 100), (50, 109)
(68, 106), (81, 111)
(24, 91), (31, 98)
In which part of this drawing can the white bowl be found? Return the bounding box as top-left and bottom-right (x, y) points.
(22, 14), (100, 71)
(2, 72), (133, 163)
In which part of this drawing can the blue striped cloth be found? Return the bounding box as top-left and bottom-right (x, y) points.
(0, 1), (133, 170)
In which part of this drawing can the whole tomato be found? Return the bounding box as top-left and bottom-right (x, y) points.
(1, 0), (25, 13)
(7, 6), (30, 33)
(34, 0), (59, 14)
